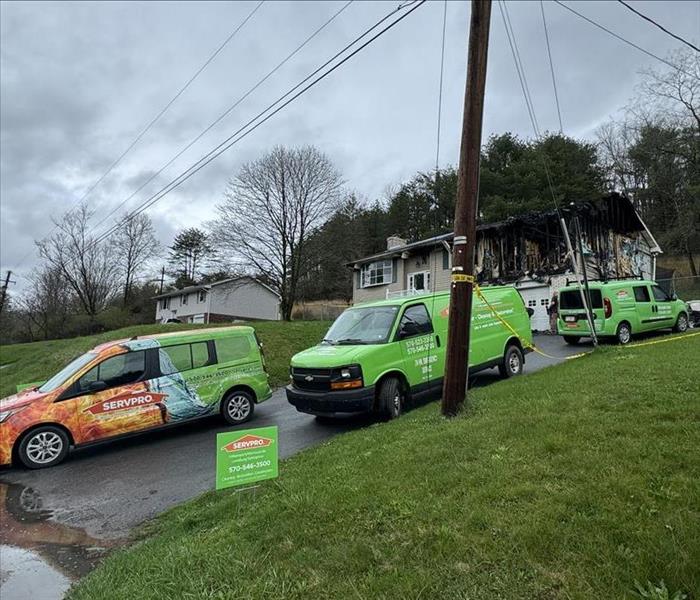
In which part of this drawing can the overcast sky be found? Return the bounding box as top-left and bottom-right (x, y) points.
(1, 0), (698, 290)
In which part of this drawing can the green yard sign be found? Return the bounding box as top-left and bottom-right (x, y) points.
(216, 426), (278, 490)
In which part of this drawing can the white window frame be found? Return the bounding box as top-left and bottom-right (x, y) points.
(408, 271), (431, 293)
(198, 290), (207, 303)
(360, 260), (393, 288)
(181, 294), (188, 306)
(162, 297), (170, 310)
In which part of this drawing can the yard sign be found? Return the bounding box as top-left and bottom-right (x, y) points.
(216, 426), (278, 490)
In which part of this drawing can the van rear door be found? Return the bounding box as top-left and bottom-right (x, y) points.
(558, 288), (604, 334)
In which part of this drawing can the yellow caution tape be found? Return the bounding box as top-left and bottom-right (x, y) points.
(626, 330), (699, 349)
(473, 283), (585, 361)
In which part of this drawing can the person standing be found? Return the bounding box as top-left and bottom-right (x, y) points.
(548, 292), (559, 334)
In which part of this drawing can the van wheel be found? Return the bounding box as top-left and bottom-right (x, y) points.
(17, 426), (70, 469)
(222, 391), (254, 425)
(616, 322), (632, 345)
(673, 313), (688, 333)
(498, 345), (523, 378)
(563, 335), (580, 345)
(378, 377), (403, 420)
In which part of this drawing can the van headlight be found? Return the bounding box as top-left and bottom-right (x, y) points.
(331, 365), (363, 390)
(0, 410), (17, 423)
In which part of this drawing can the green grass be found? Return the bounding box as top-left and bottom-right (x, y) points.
(0, 321), (330, 397)
(68, 334), (700, 600)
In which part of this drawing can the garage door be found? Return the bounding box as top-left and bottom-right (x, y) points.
(518, 286), (551, 331)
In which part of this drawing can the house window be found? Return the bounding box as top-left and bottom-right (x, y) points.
(528, 299), (537, 307)
(540, 298), (549, 306)
(442, 249), (450, 270)
(181, 294), (188, 306)
(408, 271), (430, 293)
(360, 260), (393, 288)
(198, 290), (207, 303)
(161, 298), (170, 310)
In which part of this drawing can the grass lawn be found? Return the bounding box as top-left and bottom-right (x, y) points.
(0, 320), (329, 397)
(68, 334), (700, 600)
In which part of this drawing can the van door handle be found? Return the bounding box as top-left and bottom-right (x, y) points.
(435, 334), (441, 348)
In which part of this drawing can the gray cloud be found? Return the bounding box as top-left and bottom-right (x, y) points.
(2, 0), (699, 290)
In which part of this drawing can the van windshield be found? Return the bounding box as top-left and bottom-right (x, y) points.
(559, 289), (603, 310)
(38, 352), (97, 393)
(323, 306), (400, 345)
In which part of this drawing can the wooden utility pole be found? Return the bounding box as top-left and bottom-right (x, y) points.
(0, 270), (15, 316)
(442, 0), (492, 417)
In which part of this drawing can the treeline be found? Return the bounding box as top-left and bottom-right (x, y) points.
(1, 48), (696, 342)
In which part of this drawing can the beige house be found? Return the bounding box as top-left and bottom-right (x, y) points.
(153, 277), (281, 324)
(349, 194), (661, 331)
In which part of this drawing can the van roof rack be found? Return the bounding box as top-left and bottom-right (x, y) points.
(565, 274), (644, 286)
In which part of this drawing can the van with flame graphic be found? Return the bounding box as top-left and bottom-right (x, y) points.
(0, 326), (271, 469)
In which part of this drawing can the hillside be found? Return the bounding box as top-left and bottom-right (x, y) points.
(0, 321), (330, 398)
(69, 334), (700, 599)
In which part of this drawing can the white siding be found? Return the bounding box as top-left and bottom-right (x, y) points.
(209, 280), (280, 320)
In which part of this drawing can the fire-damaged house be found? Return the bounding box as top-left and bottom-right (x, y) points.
(349, 193), (662, 330)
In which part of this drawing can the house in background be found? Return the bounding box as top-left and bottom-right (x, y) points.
(349, 193), (662, 331)
(154, 277), (281, 324)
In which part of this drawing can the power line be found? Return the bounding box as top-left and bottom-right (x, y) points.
(616, 0), (699, 53)
(91, 0), (427, 249)
(16, 0), (265, 269)
(497, 0), (560, 215)
(435, 0), (447, 171)
(553, 0), (698, 79)
(502, 0), (540, 136)
(91, 0), (354, 232)
(540, 0), (563, 133)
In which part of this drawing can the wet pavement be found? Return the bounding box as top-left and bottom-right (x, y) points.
(0, 334), (587, 599)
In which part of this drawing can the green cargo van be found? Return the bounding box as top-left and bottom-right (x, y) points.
(286, 286), (533, 420)
(557, 278), (689, 345)
(0, 326), (272, 468)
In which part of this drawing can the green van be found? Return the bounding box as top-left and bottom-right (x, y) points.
(286, 287), (533, 420)
(557, 278), (689, 345)
(0, 326), (272, 468)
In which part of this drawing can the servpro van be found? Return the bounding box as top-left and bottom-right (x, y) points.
(0, 326), (271, 469)
(287, 287), (532, 420)
(557, 278), (689, 345)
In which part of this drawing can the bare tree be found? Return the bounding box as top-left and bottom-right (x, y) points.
(36, 203), (119, 318)
(209, 146), (342, 320)
(111, 213), (160, 306)
(18, 266), (74, 340)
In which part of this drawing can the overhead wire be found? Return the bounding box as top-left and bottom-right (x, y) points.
(553, 0), (699, 79)
(90, 0), (427, 249)
(15, 0), (265, 268)
(435, 0), (447, 172)
(91, 0), (354, 232)
(539, 0), (563, 133)
(616, 0), (699, 53)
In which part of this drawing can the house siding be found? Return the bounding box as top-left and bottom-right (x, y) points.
(154, 278), (280, 323)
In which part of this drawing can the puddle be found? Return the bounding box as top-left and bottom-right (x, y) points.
(0, 481), (120, 599)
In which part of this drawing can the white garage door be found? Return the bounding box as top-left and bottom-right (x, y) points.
(517, 285), (551, 331)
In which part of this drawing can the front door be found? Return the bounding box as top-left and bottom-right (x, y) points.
(408, 271), (431, 294)
(73, 349), (163, 443)
(650, 284), (675, 328)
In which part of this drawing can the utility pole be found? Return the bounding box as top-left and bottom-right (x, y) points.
(0, 270), (15, 316)
(560, 217), (598, 346)
(159, 266), (165, 295)
(572, 215), (598, 346)
(442, 0), (492, 417)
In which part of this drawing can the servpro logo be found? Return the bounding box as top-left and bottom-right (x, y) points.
(85, 392), (167, 415)
(221, 434), (273, 453)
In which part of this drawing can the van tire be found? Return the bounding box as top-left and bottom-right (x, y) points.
(222, 390), (254, 425)
(616, 322), (632, 345)
(499, 345), (523, 378)
(17, 426), (70, 469)
(673, 313), (688, 333)
(378, 377), (403, 420)
(563, 335), (580, 345)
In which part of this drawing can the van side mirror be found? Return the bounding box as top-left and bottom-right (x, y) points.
(88, 381), (108, 392)
(526, 307), (534, 318)
(671, 293), (678, 301)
